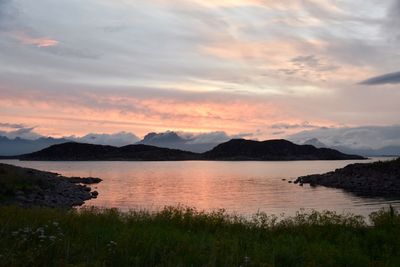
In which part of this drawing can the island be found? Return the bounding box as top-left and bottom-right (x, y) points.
(203, 139), (365, 160)
(7, 139), (366, 161)
(295, 158), (400, 197)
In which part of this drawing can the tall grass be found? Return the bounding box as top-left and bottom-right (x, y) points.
(0, 205), (399, 266)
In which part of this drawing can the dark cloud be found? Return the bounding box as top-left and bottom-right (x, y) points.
(290, 55), (339, 72)
(0, 126), (41, 140)
(0, 122), (25, 129)
(270, 122), (319, 130)
(272, 131), (286, 135)
(359, 71), (400, 85)
(278, 54), (339, 82)
(44, 45), (101, 60)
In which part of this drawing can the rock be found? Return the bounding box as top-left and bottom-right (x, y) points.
(0, 163), (102, 209)
(68, 177), (102, 184)
(16, 195), (27, 202)
(83, 186), (91, 192)
(15, 190), (24, 196)
(295, 158), (400, 197)
(91, 191), (99, 198)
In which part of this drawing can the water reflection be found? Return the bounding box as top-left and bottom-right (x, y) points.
(1, 158), (399, 217)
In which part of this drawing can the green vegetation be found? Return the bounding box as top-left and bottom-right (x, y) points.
(0, 206), (400, 267)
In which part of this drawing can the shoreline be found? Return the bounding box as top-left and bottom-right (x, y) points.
(0, 163), (102, 209)
(295, 158), (400, 198)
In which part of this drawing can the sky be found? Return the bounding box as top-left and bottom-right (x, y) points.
(0, 0), (399, 140)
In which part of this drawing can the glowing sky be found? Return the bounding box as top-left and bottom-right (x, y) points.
(0, 0), (399, 139)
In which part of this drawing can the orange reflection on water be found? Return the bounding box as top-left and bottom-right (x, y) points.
(2, 158), (400, 217)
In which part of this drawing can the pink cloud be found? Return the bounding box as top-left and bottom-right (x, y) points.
(0, 84), (336, 140)
(12, 31), (58, 48)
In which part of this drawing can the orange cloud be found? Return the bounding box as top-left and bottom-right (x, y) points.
(12, 31), (58, 47)
(0, 85), (332, 139)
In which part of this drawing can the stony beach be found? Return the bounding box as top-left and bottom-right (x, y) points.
(0, 163), (101, 209)
(295, 158), (400, 198)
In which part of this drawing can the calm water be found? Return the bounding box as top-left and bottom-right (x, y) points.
(1, 158), (399, 217)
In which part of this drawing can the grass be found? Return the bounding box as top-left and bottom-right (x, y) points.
(0, 206), (400, 267)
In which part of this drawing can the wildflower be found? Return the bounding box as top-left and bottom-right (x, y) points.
(107, 241), (117, 246)
(48, 235), (56, 241)
(107, 240), (118, 251)
(52, 221), (59, 227)
(244, 255), (251, 266)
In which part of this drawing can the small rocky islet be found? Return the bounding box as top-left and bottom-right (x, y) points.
(0, 163), (101, 209)
(295, 158), (400, 198)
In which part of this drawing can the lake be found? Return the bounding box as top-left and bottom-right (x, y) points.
(1, 158), (399, 217)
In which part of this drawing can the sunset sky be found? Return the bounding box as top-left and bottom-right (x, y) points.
(0, 0), (399, 140)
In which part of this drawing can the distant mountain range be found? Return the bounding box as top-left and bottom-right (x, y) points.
(303, 138), (400, 157)
(3, 128), (398, 158)
(9, 139), (365, 161)
(137, 131), (221, 153)
(288, 126), (400, 156)
(0, 136), (69, 156)
(0, 131), (223, 156)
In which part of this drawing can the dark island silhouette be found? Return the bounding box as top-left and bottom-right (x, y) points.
(6, 139), (366, 161)
(204, 139), (365, 160)
(16, 142), (199, 161)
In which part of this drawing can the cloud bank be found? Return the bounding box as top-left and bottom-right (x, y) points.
(360, 71), (400, 85)
(288, 125), (400, 150)
(69, 132), (140, 147)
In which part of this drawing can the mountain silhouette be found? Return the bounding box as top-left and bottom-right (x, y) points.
(203, 139), (365, 160)
(17, 142), (198, 161)
(0, 136), (69, 156)
(13, 139), (365, 161)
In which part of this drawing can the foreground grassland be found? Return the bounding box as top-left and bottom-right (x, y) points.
(0, 206), (400, 267)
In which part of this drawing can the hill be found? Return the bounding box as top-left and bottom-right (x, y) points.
(19, 142), (199, 161)
(12, 139), (365, 161)
(204, 139), (365, 160)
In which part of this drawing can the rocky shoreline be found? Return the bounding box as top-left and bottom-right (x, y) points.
(295, 158), (400, 198)
(0, 163), (102, 209)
